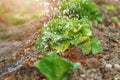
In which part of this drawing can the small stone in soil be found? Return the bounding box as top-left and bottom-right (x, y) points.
(80, 74), (86, 78)
(105, 63), (112, 69)
(114, 64), (120, 71)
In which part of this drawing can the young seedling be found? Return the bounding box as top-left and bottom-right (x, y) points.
(34, 52), (80, 80)
(111, 16), (119, 22)
(105, 5), (116, 12)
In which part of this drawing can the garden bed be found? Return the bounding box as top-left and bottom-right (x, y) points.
(0, 0), (120, 80)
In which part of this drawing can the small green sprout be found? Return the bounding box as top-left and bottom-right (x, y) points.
(111, 16), (119, 22)
(105, 5), (116, 12)
(114, 77), (120, 80)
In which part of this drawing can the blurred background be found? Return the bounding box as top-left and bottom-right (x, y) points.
(0, 0), (58, 40)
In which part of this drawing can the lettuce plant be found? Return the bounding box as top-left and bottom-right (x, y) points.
(59, 0), (103, 24)
(34, 52), (80, 80)
(36, 18), (102, 54)
(34, 1), (103, 79)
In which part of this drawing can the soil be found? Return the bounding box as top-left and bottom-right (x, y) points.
(0, 0), (120, 80)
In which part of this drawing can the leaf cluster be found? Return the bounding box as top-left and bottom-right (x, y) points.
(59, 0), (103, 24)
(36, 18), (102, 54)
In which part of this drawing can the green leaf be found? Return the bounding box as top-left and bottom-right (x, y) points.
(51, 41), (70, 52)
(79, 36), (102, 55)
(80, 40), (91, 54)
(34, 52), (80, 80)
(71, 62), (81, 70)
(91, 36), (103, 54)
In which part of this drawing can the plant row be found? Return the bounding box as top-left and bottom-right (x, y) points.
(34, 0), (103, 80)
